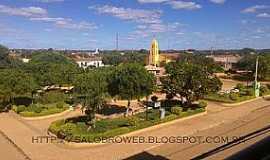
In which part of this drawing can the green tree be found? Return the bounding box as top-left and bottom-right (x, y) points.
(74, 70), (108, 129)
(236, 53), (270, 80)
(102, 52), (146, 66)
(27, 52), (80, 86)
(178, 53), (224, 73)
(162, 62), (222, 106)
(0, 69), (38, 105)
(0, 45), (23, 69)
(108, 63), (155, 115)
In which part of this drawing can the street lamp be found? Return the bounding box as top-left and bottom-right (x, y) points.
(254, 55), (260, 98)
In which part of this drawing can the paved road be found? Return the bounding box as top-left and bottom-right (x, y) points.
(0, 131), (28, 160)
(0, 98), (269, 160)
(142, 103), (270, 160)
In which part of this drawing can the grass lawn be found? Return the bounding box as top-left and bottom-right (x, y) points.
(205, 93), (255, 104)
(49, 107), (205, 143)
(205, 83), (270, 104)
(12, 102), (69, 117)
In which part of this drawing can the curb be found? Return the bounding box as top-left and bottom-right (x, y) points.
(222, 95), (270, 107)
(60, 111), (208, 148)
(21, 109), (73, 121)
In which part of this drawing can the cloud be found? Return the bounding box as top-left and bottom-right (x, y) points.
(137, 0), (202, 11)
(31, 17), (97, 30)
(90, 5), (162, 24)
(167, 1), (202, 10)
(0, 5), (47, 18)
(29, 0), (64, 2)
(55, 21), (98, 30)
(257, 13), (270, 18)
(242, 5), (269, 13)
(137, 0), (169, 3)
(30, 17), (68, 22)
(209, 0), (226, 4)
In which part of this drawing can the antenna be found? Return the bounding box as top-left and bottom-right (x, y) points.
(116, 32), (119, 51)
(167, 22), (170, 50)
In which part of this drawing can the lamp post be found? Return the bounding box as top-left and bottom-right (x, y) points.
(254, 55), (260, 97)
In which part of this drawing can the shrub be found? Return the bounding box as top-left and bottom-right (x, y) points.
(16, 105), (26, 113)
(49, 120), (65, 134)
(260, 86), (269, 96)
(39, 91), (67, 104)
(160, 114), (178, 123)
(34, 106), (42, 113)
(235, 83), (245, 91)
(26, 104), (43, 113)
(56, 101), (65, 109)
(59, 123), (77, 138)
(127, 117), (140, 127)
(27, 104), (37, 111)
(229, 93), (239, 101)
(170, 106), (183, 116)
(246, 89), (254, 96)
(266, 84), (270, 89)
(198, 100), (207, 108)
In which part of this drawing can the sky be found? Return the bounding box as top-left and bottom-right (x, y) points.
(0, 0), (270, 50)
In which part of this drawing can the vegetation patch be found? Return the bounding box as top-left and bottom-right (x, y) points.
(204, 84), (260, 103)
(12, 102), (69, 117)
(49, 107), (205, 143)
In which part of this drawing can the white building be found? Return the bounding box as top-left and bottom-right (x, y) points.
(22, 58), (30, 63)
(207, 54), (242, 70)
(75, 57), (104, 69)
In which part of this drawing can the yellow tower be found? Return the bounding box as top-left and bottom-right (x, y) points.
(148, 39), (160, 66)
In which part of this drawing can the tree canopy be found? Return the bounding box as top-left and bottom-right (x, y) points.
(102, 52), (146, 66)
(74, 69), (109, 127)
(162, 62), (222, 106)
(108, 63), (156, 114)
(0, 69), (37, 103)
(27, 52), (80, 86)
(236, 53), (270, 80)
(0, 45), (23, 69)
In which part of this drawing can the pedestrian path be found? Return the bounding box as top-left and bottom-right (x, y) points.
(0, 98), (269, 160)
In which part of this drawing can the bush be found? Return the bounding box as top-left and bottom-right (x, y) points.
(49, 120), (65, 134)
(246, 89), (254, 96)
(235, 83), (245, 91)
(170, 106), (183, 116)
(260, 86), (269, 96)
(16, 105), (26, 113)
(59, 123), (77, 138)
(266, 84), (270, 90)
(198, 100), (207, 108)
(229, 93), (239, 101)
(56, 101), (65, 109)
(127, 117), (140, 127)
(33, 106), (42, 113)
(38, 91), (67, 104)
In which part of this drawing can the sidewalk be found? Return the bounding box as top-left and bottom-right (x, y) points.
(0, 98), (269, 160)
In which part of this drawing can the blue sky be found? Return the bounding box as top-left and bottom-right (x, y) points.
(0, 0), (270, 50)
